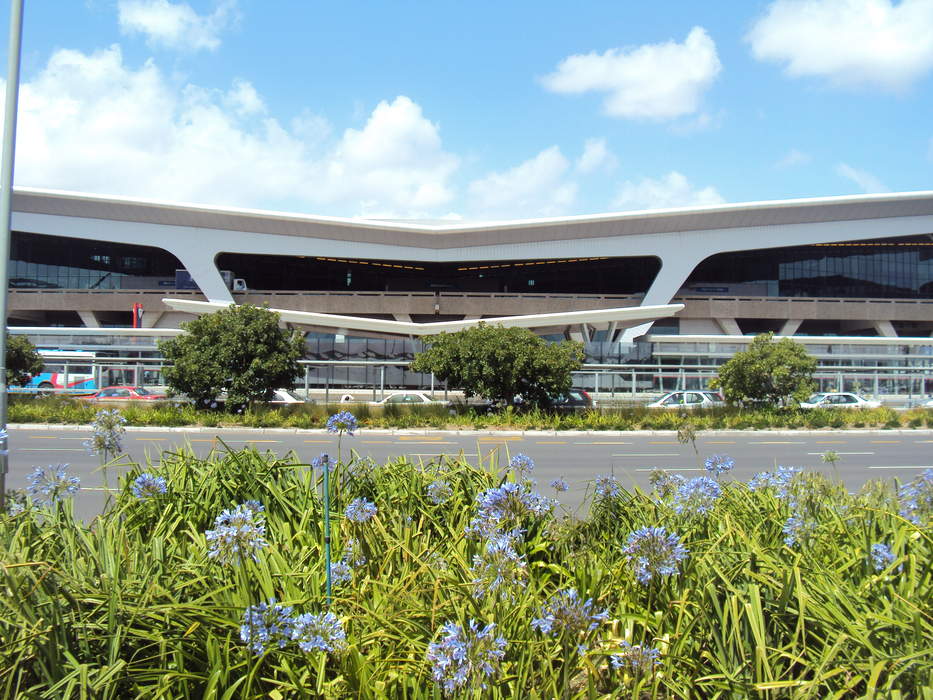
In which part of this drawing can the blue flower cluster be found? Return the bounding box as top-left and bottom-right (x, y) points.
(622, 526), (689, 585)
(466, 481), (554, 539)
(326, 411), (358, 436)
(345, 497), (378, 523)
(508, 453), (535, 478)
(870, 543), (896, 572)
(649, 470), (685, 501)
(342, 537), (367, 568)
(311, 453), (336, 472)
(131, 473), (168, 500)
(83, 408), (127, 458)
(292, 611), (348, 654)
(329, 560), (353, 586)
(898, 468), (933, 525)
(470, 530), (527, 600)
(240, 599), (295, 656)
(531, 588), (608, 653)
(610, 641), (662, 675)
(704, 454), (734, 478)
(26, 464), (80, 506)
(748, 466), (802, 498)
(426, 478), (453, 505)
(205, 501), (268, 566)
(671, 476), (722, 516)
(549, 477), (568, 493)
(426, 619), (507, 695)
(594, 474), (621, 500)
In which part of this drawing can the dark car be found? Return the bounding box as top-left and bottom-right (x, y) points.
(547, 390), (593, 412)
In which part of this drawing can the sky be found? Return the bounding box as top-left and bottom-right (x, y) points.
(1, 0), (931, 221)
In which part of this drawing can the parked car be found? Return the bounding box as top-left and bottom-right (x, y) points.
(799, 392), (882, 409)
(371, 392), (449, 406)
(647, 391), (725, 409)
(79, 386), (166, 401)
(268, 388), (306, 404)
(922, 397), (933, 409)
(546, 390), (593, 412)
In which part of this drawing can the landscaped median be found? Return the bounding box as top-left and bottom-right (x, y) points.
(9, 395), (933, 430)
(2, 423), (931, 696)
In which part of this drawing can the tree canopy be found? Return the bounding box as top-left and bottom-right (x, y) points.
(159, 304), (304, 408)
(712, 332), (816, 407)
(6, 335), (43, 386)
(410, 323), (584, 409)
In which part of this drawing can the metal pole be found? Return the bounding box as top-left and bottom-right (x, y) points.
(0, 0), (25, 511)
(322, 453), (332, 606)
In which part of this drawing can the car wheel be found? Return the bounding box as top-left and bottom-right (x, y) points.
(37, 381), (54, 397)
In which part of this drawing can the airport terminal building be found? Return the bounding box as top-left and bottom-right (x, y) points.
(8, 187), (933, 396)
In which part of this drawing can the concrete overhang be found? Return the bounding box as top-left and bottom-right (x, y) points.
(163, 298), (684, 336)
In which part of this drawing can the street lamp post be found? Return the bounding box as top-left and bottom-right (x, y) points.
(0, 0), (25, 510)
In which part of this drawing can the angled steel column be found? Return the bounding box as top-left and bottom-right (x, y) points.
(0, 0), (24, 510)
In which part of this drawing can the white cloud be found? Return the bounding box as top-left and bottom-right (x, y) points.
(776, 148), (812, 168)
(117, 0), (238, 52)
(468, 146), (577, 218)
(576, 138), (618, 174)
(612, 171), (725, 211)
(747, 0), (933, 91)
(836, 162), (890, 192)
(9, 46), (459, 218)
(540, 27), (722, 120)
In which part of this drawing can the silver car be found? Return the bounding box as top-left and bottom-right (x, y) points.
(647, 391), (725, 409)
(799, 392), (881, 409)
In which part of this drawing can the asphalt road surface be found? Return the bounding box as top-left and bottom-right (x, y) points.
(6, 425), (932, 521)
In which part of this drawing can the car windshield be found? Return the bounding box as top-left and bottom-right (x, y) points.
(278, 390), (302, 401)
(807, 394), (827, 403)
(133, 387), (152, 396)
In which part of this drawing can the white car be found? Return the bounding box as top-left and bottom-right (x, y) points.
(269, 388), (306, 404)
(371, 392), (449, 406)
(799, 392), (881, 409)
(646, 391), (725, 409)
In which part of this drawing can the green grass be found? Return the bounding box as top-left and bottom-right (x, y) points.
(2, 445), (931, 698)
(9, 396), (933, 432)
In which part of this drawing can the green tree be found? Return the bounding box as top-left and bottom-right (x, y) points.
(410, 323), (584, 408)
(159, 304), (304, 408)
(712, 332), (816, 407)
(6, 335), (43, 386)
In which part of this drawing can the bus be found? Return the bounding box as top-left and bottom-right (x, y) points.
(21, 350), (97, 394)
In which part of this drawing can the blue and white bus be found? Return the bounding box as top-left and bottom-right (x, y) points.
(22, 350), (97, 393)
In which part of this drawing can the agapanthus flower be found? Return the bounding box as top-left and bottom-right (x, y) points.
(509, 453), (535, 477)
(671, 476), (722, 516)
(326, 411), (358, 436)
(240, 599), (295, 656)
(649, 469), (685, 501)
(466, 482), (553, 538)
(205, 502), (269, 565)
(329, 560), (353, 586)
(898, 468), (933, 525)
(595, 474), (621, 500)
(531, 588), (608, 652)
(291, 611), (347, 655)
(748, 466), (802, 499)
(870, 543), (896, 572)
(83, 408), (126, 458)
(622, 526), (688, 585)
(549, 477), (569, 493)
(781, 510), (818, 547)
(345, 497), (377, 523)
(704, 454), (734, 478)
(426, 479), (454, 505)
(345, 456), (376, 479)
(131, 473), (168, 500)
(426, 619), (507, 695)
(311, 454), (336, 474)
(470, 531), (527, 600)
(26, 464), (80, 506)
(610, 641), (662, 675)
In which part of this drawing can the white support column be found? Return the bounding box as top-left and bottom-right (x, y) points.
(619, 253), (703, 343)
(716, 318), (742, 335)
(393, 313), (413, 322)
(77, 311), (100, 328)
(779, 319), (802, 336)
(141, 311), (163, 328)
(873, 320), (897, 337)
(171, 249), (233, 303)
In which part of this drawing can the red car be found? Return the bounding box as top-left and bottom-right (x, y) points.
(79, 386), (166, 401)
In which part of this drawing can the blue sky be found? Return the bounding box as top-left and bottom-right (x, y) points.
(2, 0), (931, 220)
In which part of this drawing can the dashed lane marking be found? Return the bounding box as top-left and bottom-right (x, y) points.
(27, 436), (57, 439)
(398, 436), (442, 441)
(536, 441), (567, 444)
(408, 453), (477, 457)
(648, 441), (678, 445)
(19, 448), (85, 452)
(806, 451), (874, 455)
(870, 440), (901, 444)
(576, 441), (632, 445)
(750, 441), (806, 444)
(635, 467), (703, 472)
(361, 440), (393, 444)
(477, 436), (524, 441)
(868, 465), (932, 470)
(395, 441), (457, 445)
(612, 453), (680, 457)
(135, 437), (166, 441)
(705, 441), (736, 444)
(303, 440), (335, 443)
(815, 440), (846, 444)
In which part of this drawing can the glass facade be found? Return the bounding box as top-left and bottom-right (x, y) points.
(215, 253), (661, 295)
(9, 232), (181, 289)
(685, 236), (933, 298)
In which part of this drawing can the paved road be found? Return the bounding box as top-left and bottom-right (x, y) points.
(6, 425), (932, 521)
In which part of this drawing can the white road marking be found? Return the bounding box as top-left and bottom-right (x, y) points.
(868, 465), (933, 470)
(806, 451), (874, 455)
(612, 453), (680, 457)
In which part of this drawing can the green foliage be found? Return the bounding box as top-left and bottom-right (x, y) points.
(411, 323), (584, 408)
(713, 332), (817, 407)
(5, 334), (43, 386)
(2, 446), (930, 697)
(158, 304), (304, 408)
